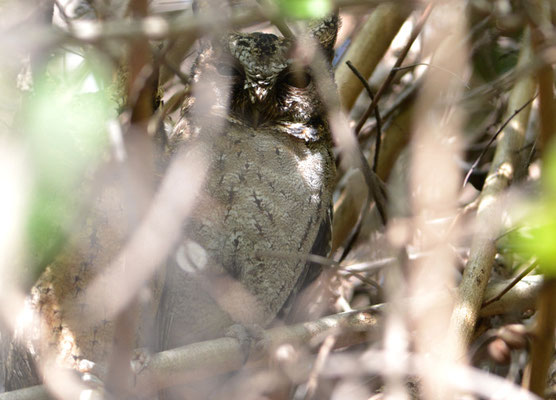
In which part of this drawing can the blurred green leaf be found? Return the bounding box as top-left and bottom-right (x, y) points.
(510, 206), (556, 276)
(509, 142), (556, 277)
(22, 53), (116, 284)
(277, 0), (332, 19)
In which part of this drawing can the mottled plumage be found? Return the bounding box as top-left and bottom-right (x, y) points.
(158, 15), (338, 354)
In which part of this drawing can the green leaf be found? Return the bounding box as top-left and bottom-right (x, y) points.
(277, 0), (332, 19)
(22, 53), (116, 284)
(510, 205), (556, 276)
(509, 141), (556, 277)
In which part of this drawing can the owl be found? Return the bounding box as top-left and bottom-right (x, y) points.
(157, 11), (339, 358)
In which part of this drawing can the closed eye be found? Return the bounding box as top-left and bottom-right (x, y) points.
(283, 68), (312, 89)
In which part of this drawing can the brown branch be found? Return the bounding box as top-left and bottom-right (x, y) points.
(480, 275), (543, 317)
(1, 269), (542, 400)
(482, 258), (537, 307)
(27, 6), (267, 48)
(354, 2), (433, 134)
(526, 278), (556, 396)
(358, 78), (418, 143)
(523, 1), (556, 395)
(0, 309), (383, 400)
(448, 28), (537, 357)
(52, 0), (71, 25)
(463, 95), (537, 188)
(257, 0), (295, 39)
(335, 2), (412, 110)
(331, 101), (413, 253)
(304, 335), (337, 400)
(105, 0), (156, 395)
(392, 62), (470, 87)
(345, 60), (383, 172)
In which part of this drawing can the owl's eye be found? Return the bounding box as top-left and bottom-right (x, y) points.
(284, 69), (312, 89)
(216, 63), (242, 78)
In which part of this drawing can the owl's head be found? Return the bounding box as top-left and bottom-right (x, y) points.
(190, 14), (339, 142)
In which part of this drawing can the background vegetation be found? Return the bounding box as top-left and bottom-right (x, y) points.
(0, 0), (555, 398)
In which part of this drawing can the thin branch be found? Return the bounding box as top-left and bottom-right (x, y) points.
(482, 258), (538, 307)
(53, 0), (71, 25)
(1, 271), (542, 400)
(35, 6), (268, 46)
(335, 203), (368, 263)
(345, 60), (383, 172)
(463, 95), (537, 187)
(354, 2), (433, 134)
(256, 250), (339, 268)
(256, 0), (295, 39)
(336, 2), (412, 110)
(0, 309), (383, 400)
(526, 278), (556, 396)
(448, 28), (537, 355)
(304, 335), (337, 400)
(160, 55), (190, 86)
(342, 257), (397, 274)
(342, 268), (383, 289)
(392, 62), (471, 89)
(358, 79), (419, 142)
(524, 2), (556, 394)
(334, 156), (389, 262)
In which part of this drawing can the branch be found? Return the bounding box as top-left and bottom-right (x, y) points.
(524, 1), (556, 394)
(353, 2), (433, 134)
(0, 309), (383, 400)
(463, 95), (537, 188)
(482, 258), (537, 307)
(1, 269), (543, 400)
(25, 5), (267, 50)
(448, 28), (537, 357)
(480, 275), (543, 317)
(345, 60), (383, 172)
(335, 2), (412, 111)
(526, 278), (556, 396)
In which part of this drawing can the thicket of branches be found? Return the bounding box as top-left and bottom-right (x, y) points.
(0, 0), (555, 399)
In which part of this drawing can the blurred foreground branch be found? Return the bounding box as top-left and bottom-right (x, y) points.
(24, 6), (266, 49)
(335, 2), (412, 110)
(34, 0), (407, 47)
(0, 271), (545, 399)
(0, 309), (382, 400)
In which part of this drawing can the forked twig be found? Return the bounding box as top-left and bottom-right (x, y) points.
(482, 258), (537, 307)
(354, 2), (434, 134)
(346, 60), (383, 172)
(463, 95), (537, 187)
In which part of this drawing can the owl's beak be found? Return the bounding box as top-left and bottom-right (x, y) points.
(251, 107), (263, 128)
(247, 85), (269, 127)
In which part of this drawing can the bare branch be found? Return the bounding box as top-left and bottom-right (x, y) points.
(0, 309), (383, 400)
(448, 28), (537, 357)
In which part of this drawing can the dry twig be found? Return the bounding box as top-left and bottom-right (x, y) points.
(0, 309), (383, 400)
(354, 3), (433, 134)
(448, 28), (536, 357)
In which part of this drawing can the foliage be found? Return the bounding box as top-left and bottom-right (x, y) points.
(276, 0), (332, 19)
(510, 142), (556, 277)
(22, 53), (115, 284)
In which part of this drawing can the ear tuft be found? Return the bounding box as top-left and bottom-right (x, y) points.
(309, 13), (340, 59)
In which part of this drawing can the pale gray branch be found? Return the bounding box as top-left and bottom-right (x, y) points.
(0, 309), (382, 400)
